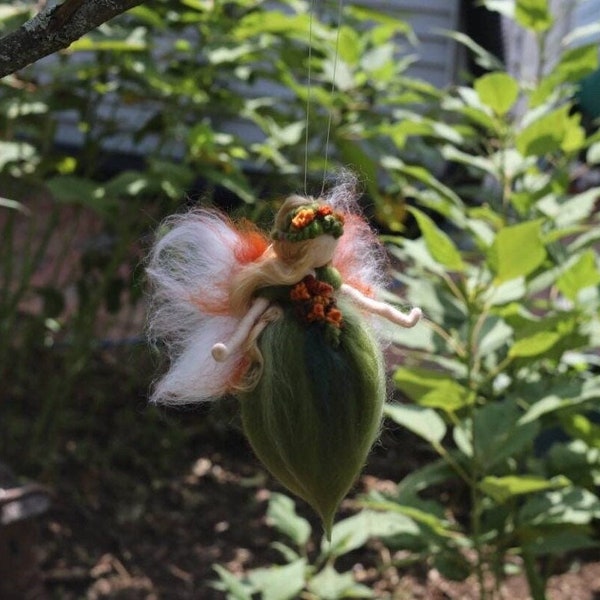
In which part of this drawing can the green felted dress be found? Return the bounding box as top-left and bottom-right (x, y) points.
(240, 266), (385, 537)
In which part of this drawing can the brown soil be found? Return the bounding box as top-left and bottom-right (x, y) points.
(29, 403), (600, 600)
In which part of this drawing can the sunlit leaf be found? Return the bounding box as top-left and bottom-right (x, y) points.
(516, 105), (585, 156)
(519, 487), (600, 525)
(488, 219), (546, 282)
(385, 404), (446, 444)
(515, 0), (553, 32)
(308, 565), (373, 599)
(325, 510), (419, 558)
(475, 72), (519, 116)
(556, 250), (600, 301)
(480, 475), (570, 503)
(267, 494), (311, 547)
(247, 559), (307, 600)
(408, 207), (465, 272)
(509, 331), (561, 358)
(212, 565), (253, 600)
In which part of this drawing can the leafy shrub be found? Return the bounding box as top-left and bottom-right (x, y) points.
(1, 1), (426, 461)
(215, 2), (600, 598)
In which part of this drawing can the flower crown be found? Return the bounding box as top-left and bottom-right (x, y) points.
(271, 203), (345, 242)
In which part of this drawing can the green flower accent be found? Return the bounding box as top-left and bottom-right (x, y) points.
(271, 203), (345, 242)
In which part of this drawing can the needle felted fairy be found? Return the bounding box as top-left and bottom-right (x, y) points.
(147, 175), (421, 537)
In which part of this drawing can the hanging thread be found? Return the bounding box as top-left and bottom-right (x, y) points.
(304, 0), (317, 196)
(303, 0), (345, 197)
(321, 0), (344, 196)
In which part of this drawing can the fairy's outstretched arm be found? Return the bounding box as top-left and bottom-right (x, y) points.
(212, 296), (271, 362)
(341, 283), (422, 328)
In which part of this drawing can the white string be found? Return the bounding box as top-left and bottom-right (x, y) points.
(303, 0), (345, 198)
(303, 0), (316, 196)
(320, 0), (344, 197)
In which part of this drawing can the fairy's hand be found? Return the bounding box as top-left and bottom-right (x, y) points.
(341, 284), (422, 328)
(211, 296), (271, 362)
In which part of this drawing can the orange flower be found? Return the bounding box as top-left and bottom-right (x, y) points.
(308, 302), (326, 322)
(290, 282), (310, 301)
(291, 208), (316, 230)
(326, 308), (343, 326)
(316, 205), (333, 217)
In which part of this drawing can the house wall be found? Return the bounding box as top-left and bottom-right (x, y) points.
(359, 0), (461, 87)
(503, 0), (600, 84)
(50, 1), (462, 156)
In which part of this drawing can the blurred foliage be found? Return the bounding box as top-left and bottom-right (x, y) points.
(1, 0), (599, 598)
(213, 1), (600, 599)
(0, 0), (429, 459)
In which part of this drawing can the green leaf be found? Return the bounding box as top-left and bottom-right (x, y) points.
(438, 30), (504, 72)
(547, 440), (600, 488)
(383, 156), (463, 207)
(385, 404), (446, 445)
(0, 141), (37, 169)
(432, 550), (471, 582)
(515, 0), (553, 32)
(0, 197), (28, 214)
(362, 500), (459, 539)
(235, 11), (311, 39)
(474, 72), (519, 116)
(519, 487), (600, 525)
(441, 145), (498, 179)
(586, 142), (600, 165)
(480, 475), (570, 504)
(212, 565), (253, 600)
(556, 250), (600, 301)
(472, 401), (540, 469)
(484, 278), (526, 305)
(537, 188), (600, 227)
(516, 105), (584, 156)
(519, 395), (572, 424)
(308, 565), (373, 599)
(509, 331), (561, 358)
(47, 176), (113, 215)
(519, 378), (600, 424)
(396, 459), (456, 498)
(477, 317), (513, 355)
(561, 414), (600, 450)
(267, 494), (311, 547)
(419, 381), (473, 412)
(524, 531), (600, 557)
(247, 559), (307, 600)
(489, 219), (546, 283)
(563, 22), (600, 47)
(555, 44), (598, 82)
(407, 207), (465, 272)
(68, 36), (147, 52)
(393, 367), (470, 412)
(337, 25), (362, 65)
(325, 510), (419, 558)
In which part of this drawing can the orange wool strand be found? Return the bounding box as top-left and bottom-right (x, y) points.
(234, 222), (270, 264)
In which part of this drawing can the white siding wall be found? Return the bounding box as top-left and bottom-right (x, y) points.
(503, 0), (600, 84)
(361, 0), (461, 87)
(49, 1), (461, 155)
(572, 0), (600, 43)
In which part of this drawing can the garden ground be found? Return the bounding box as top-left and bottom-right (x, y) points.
(16, 349), (599, 599)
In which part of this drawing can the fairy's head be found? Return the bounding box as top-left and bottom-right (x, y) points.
(270, 195), (345, 268)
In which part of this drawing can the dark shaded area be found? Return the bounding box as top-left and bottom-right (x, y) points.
(461, 0), (505, 77)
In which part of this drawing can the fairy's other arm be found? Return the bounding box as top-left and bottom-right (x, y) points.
(340, 283), (422, 328)
(212, 296), (271, 362)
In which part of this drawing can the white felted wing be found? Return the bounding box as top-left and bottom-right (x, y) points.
(146, 210), (260, 405)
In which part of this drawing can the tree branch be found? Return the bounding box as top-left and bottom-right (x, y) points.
(0, 0), (144, 78)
